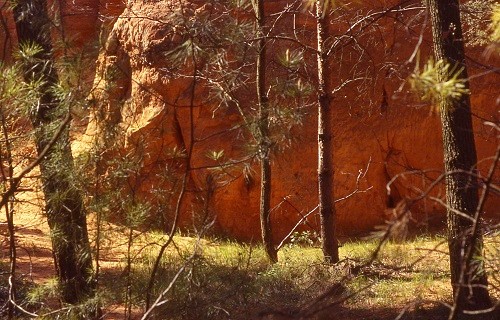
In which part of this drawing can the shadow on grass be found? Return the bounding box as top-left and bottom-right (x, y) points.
(94, 236), (499, 320)
(261, 302), (499, 320)
(99, 255), (321, 319)
(0, 262), (42, 318)
(321, 304), (450, 320)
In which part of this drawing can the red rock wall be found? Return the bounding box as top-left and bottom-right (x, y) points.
(2, 0), (498, 241)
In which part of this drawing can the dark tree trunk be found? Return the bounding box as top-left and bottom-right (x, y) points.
(427, 0), (492, 317)
(316, 0), (338, 264)
(255, 0), (277, 263)
(13, 0), (95, 305)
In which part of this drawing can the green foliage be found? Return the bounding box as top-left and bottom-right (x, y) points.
(277, 49), (304, 71)
(166, 38), (204, 68)
(27, 278), (60, 305)
(461, 0), (497, 47)
(206, 149), (225, 161)
(0, 60), (42, 118)
(491, 3), (500, 42)
(27, 278), (101, 320)
(0, 262), (41, 317)
(303, 0), (341, 15)
(89, 153), (151, 228)
(160, 1), (252, 71)
(124, 200), (151, 229)
(232, 0), (252, 11)
(409, 58), (469, 109)
(169, 1), (309, 158)
(15, 41), (45, 61)
(288, 230), (320, 247)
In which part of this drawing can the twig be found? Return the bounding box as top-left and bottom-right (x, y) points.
(141, 252), (197, 320)
(0, 112), (71, 210)
(276, 205), (319, 251)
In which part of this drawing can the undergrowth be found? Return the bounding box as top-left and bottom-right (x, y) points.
(18, 232), (500, 319)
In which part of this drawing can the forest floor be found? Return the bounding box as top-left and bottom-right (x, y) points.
(1, 183), (499, 319)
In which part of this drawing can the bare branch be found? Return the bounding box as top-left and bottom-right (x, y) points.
(0, 112), (71, 210)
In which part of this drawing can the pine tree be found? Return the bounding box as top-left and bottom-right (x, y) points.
(315, 0), (339, 263)
(12, 0), (95, 306)
(426, 0), (492, 317)
(253, 0), (278, 263)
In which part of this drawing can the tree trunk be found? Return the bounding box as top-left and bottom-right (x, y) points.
(316, 0), (339, 264)
(426, 0), (491, 317)
(255, 0), (277, 263)
(13, 0), (95, 305)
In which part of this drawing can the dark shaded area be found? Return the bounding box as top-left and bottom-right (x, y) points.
(0, 263), (41, 317)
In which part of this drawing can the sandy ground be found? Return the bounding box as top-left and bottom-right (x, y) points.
(0, 176), (145, 319)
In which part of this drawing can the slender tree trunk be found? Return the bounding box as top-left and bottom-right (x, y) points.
(255, 0), (277, 263)
(316, 0), (338, 264)
(427, 0), (491, 317)
(13, 0), (95, 305)
(1, 111), (17, 319)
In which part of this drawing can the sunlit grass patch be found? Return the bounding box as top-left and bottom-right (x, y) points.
(337, 236), (451, 310)
(22, 229), (497, 319)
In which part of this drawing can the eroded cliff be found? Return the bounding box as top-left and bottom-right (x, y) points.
(2, 0), (498, 241)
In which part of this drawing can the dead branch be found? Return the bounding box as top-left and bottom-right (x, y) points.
(0, 112), (71, 210)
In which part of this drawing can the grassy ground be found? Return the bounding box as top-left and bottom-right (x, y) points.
(75, 232), (500, 318)
(3, 216), (499, 319)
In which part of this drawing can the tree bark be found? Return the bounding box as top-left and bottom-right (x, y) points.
(316, 0), (338, 264)
(426, 0), (491, 317)
(255, 0), (278, 263)
(13, 0), (95, 305)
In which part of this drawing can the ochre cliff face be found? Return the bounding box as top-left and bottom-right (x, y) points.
(2, 0), (498, 241)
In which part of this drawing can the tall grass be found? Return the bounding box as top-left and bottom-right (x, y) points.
(23, 232), (499, 319)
